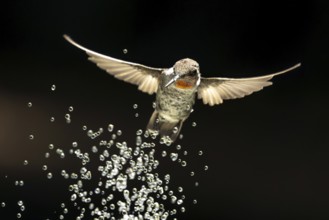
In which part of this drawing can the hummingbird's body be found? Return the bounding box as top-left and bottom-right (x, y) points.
(64, 35), (300, 142)
(148, 61), (200, 140)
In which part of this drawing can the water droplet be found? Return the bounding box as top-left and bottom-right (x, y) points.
(108, 124), (114, 132)
(20, 205), (25, 211)
(82, 125), (87, 131)
(71, 194), (77, 201)
(176, 145), (181, 150)
(135, 113), (139, 117)
(204, 165), (209, 171)
(123, 49), (128, 54)
(72, 142), (78, 148)
(171, 196), (177, 204)
(161, 151), (167, 157)
(50, 117), (55, 122)
(193, 199), (198, 204)
(198, 150), (203, 156)
(136, 129), (143, 136)
(152, 102), (156, 109)
(94, 188), (101, 194)
(195, 182), (199, 187)
(170, 153), (178, 161)
(42, 165), (48, 171)
(192, 122), (197, 127)
(133, 104), (138, 109)
(51, 84), (56, 91)
(61, 170), (66, 176)
(181, 207), (186, 213)
(48, 144), (54, 150)
(178, 187), (183, 192)
(92, 146), (98, 153)
(80, 167), (87, 174)
(47, 172), (53, 179)
(190, 171), (195, 176)
(164, 174), (170, 182)
(65, 114), (71, 123)
(17, 213), (22, 218)
(181, 161), (187, 167)
(27, 102), (32, 108)
(23, 160), (28, 166)
(1, 202), (5, 208)
(71, 173), (78, 179)
(29, 135), (34, 140)
(19, 180), (24, 186)
(68, 106), (74, 112)
(17, 200), (23, 206)
(117, 130), (122, 136)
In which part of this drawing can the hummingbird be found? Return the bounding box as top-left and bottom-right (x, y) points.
(64, 35), (300, 142)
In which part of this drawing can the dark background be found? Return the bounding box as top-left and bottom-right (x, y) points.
(1, 0), (329, 219)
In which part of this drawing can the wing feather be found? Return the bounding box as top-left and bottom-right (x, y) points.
(198, 64), (301, 106)
(64, 35), (164, 94)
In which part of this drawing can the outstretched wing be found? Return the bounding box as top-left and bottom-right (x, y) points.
(197, 63), (301, 106)
(64, 35), (164, 95)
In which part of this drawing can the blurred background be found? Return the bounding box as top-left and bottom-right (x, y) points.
(0, 0), (329, 219)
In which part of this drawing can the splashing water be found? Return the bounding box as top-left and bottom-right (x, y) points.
(55, 128), (187, 219)
(0, 85), (209, 220)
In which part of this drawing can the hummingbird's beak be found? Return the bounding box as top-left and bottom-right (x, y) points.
(165, 74), (180, 88)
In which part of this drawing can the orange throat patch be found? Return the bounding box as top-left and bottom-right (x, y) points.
(175, 80), (194, 89)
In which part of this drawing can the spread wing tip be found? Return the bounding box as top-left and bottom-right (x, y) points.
(198, 63), (300, 106)
(64, 34), (162, 95)
(63, 34), (90, 53)
(63, 34), (71, 41)
(63, 34), (76, 47)
(272, 62), (301, 77)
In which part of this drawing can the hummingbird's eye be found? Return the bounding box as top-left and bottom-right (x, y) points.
(188, 70), (197, 76)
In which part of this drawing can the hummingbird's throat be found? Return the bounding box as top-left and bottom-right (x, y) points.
(175, 79), (194, 89)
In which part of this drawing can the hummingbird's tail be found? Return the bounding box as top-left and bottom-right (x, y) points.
(146, 110), (183, 142)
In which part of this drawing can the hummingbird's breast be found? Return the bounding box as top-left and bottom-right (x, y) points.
(175, 79), (196, 89)
(156, 76), (197, 121)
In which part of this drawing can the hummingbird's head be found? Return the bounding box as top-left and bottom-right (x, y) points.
(173, 58), (200, 77)
(165, 58), (200, 88)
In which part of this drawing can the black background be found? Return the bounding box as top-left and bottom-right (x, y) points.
(1, 0), (329, 219)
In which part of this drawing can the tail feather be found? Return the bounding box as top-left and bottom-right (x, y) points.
(147, 110), (183, 142)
